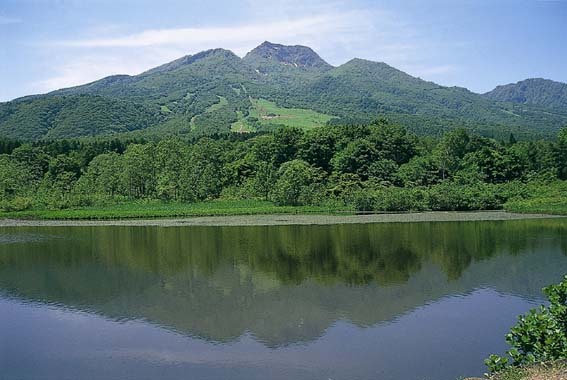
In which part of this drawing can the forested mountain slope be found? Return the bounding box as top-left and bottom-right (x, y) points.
(1, 42), (567, 140)
(483, 78), (567, 111)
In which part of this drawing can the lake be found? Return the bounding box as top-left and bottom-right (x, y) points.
(1, 219), (566, 380)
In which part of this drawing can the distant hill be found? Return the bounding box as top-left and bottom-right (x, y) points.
(483, 78), (567, 111)
(1, 41), (567, 140)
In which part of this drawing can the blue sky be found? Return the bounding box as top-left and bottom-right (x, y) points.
(1, 0), (566, 101)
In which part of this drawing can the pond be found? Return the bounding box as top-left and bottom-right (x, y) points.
(1, 219), (566, 380)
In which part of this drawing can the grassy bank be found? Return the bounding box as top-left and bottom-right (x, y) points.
(0, 199), (351, 220)
(504, 181), (567, 215)
(2, 182), (566, 221)
(487, 361), (566, 380)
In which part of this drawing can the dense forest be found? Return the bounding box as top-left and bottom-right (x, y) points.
(1, 120), (566, 214)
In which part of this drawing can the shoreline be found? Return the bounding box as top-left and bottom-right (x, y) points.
(0, 211), (564, 227)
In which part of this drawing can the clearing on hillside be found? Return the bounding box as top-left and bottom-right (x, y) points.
(247, 98), (333, 130)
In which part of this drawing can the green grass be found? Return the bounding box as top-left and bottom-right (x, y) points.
(206, 96), (228, 113)
(248, 98), (333, 130)
(505, 197), (567, 215)
(231, 111), (255, 133)
(0, 199), (352, 220)
(504, 181), (567, 215)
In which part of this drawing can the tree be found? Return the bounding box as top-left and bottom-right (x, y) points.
(273, 126), (304, 166)
(77, 152), (124, 197)
(39, 154), (83, 208)
(462, 145), (523, 183)
(250, 161), (277, 200)
(271, 160), (323, 206)
(0, 155), (34, 201)
(11, 144), (49, 182)
(155, 139), (190, 200)
(331, 138), (378, 180)
(368, 122), (417, 165)
(298, 127), (336, 172)
(433, 128), (470, 180)
(182, 138), (225, 201)
(557, 128), (567, 180)
(367, 159), (398, 184)
(123, 144), (156, 198)
(396, 155), (442, 187)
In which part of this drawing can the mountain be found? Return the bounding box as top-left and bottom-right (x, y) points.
(483, 78), (567, 111)
(243, 41), (333, 73)
(1, 42), (567, 141)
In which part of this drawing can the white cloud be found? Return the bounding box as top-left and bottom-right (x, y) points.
(31, 6), (459, 95)
(55, 13), (367, 49)
(35, 56), (147, 92)
(35, 11), (377, 93)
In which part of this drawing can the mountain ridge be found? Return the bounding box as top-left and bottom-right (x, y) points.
(483, 78), (567, 110)
(1, 42), (567, 141)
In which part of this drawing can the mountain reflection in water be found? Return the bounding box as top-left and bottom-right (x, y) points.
(0, 219), (566, 380)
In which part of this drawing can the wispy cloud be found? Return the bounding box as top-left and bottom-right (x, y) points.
(34, 55), (151, 92)
(32, 6), (457, 95)
(36, 11), (380, 92)
(54, 12), (368, 51)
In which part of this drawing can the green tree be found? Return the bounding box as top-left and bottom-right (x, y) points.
(77, 152), (124, 197)
(0, 155), (34, 202)
(462, 145), (523, 183)
(331, 138), (378, 180)
(368, 122), (417, 165)
(250, 161), (277, 200)
(11, 144), (49, 182)
(298, 127), (337, 172)
(182, 138), (225, 201)
(155, 139), (190, 200)
(123, 144), (156, 198)
(557, 128), (567, 179)
(396, 155), (442, 187)
(367, 159), (398, 184)
(271, 159), (323, 206)
(433, 128), (470, 180)
(273, 127), (304, 166)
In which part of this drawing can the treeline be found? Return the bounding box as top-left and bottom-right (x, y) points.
(1, 121), (566, 212)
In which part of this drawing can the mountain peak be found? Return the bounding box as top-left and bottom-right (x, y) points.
(483, 77), (567, 110)
(244, 41), (332, 71)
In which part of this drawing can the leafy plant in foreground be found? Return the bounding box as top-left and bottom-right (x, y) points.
(485, 276), (567, 373)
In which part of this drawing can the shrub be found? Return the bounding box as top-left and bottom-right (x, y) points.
(485, 276), (567, 374)
(352, 190), (376, 212)
(0, 196), (33, 212)
(373, 187), (428, 212)
(428, 182), (501, 211)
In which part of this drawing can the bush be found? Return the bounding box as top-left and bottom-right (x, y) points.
(352, 190), (376, 212)
(373, 187), (428, 212)
(0, 196), (33, 211)
(427, 182), (502, 211)
(485, 276), (567, 374)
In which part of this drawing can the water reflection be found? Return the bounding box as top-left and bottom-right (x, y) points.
(0, 219), (566, 380)
(0, 219), (566, 346)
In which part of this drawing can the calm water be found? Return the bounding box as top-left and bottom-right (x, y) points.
(1, 219), (566, 380)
